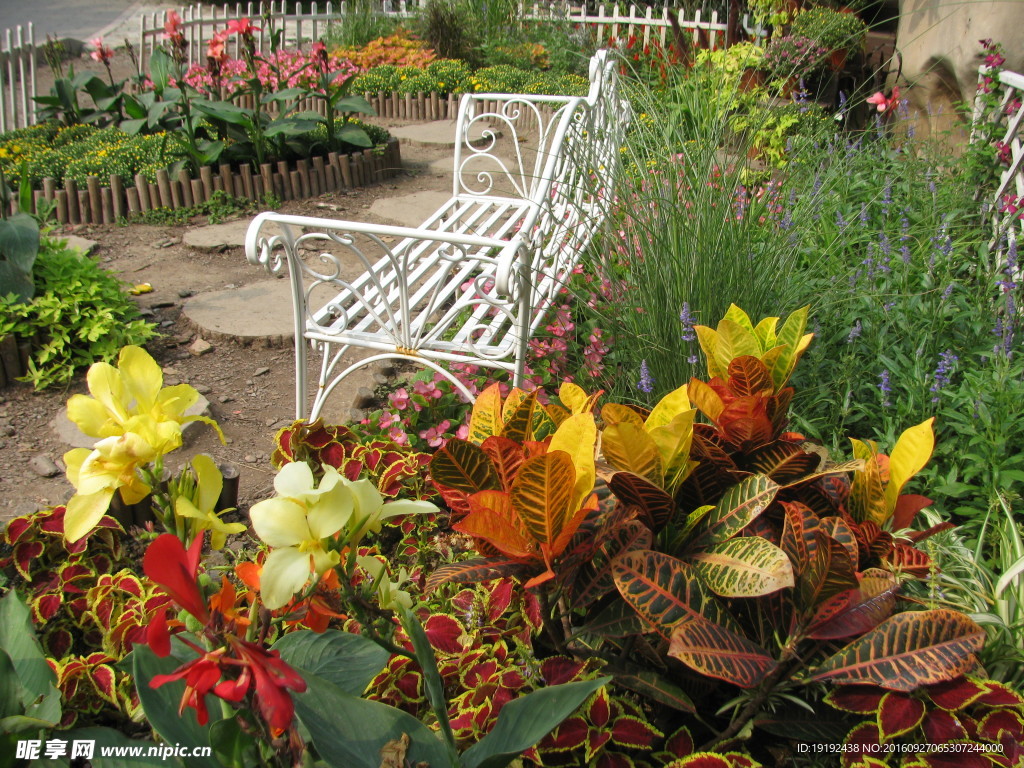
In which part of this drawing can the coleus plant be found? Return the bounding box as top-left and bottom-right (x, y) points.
(427, 305), (989, 761)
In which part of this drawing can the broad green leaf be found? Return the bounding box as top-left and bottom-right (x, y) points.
(193, 100), (252, 126)
(264, 118), (321, 137)
(547, 412), (597, 513)
(273, 630), (390, 696)
(131, 646), (219, 768)
(336, 123), (374, 147)
(612, 550), (739, 639)
(690, 537), (794, 597)
(690, 474), (779, 548)
(294, 673), (451, 768)
(0, 649), (22, 719)
(148, 48), (174, 93)
(461, 677), (611, 768)
(713, 318), (762, 377)
(332, 95), (375, 114)
(668, 612), (777, 688)
(0, 212), (40, 303)
(209, 717), (253, 768)
(767, 305), (810, 390)
(0, 590), (56, 703)
(64, 726), (180, 768)
(723, 303), (755, 334)
(752, 315), (780, 350)
(644, 383), (691, 430)
(808, 609), (985, 691)
(884, 418), (934, 514)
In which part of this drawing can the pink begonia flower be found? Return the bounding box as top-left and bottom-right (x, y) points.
(388, 426), (409, 446)
(377, 411), (399, 430)
(90, 38), (114, 63)
(389, 388), (410, 411)
(419, 420), (452, 448)
(455, 423), (470, 440)
(164, 10), (184, 42)
(412, 379), (443, 400)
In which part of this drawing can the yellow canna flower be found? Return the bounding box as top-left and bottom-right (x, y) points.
(356, 555), (413, 611)
(174, 454), (246, 549)
(66, 345), (222, 455)
(64, 432), (159, 541)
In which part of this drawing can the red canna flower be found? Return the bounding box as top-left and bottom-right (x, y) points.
(230, 639), (307, 735)
(226, 18), (260, 37)
(163, 10), (184, 43)
(150, 649), (229, 725)
(144, 533), (209, 623)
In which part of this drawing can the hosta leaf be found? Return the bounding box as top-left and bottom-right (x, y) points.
(877, 691), (925, 739)
(469, 383), (504, 443)
(612, 550), (738, 639)
(690, 475), (779, 549)
(689, 537), (794, 598)
(608, 472), (675, 531)
(808, 610), (985, 691)
(602, 421), (662, 485)
(668, 613), (777, 689)
(430, 439), (501, 494)
(510, 452), (575, 549)
(884, 418), (934, 515)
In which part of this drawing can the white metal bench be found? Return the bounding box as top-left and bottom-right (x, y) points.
(245, 50), (628, 420)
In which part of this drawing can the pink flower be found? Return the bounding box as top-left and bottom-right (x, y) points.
(388, 388), (410, 411)
(412, 379), (443, 400)
(208, 31), (229, 63)
(226, 18), (261, 37)
(89, 37), (114, 63)
(388, 426), (410, 446)
(377, 411), (399, 429)
(866, 88), (899, 113)
(163, 10), (184, 42)
(419, 420), (452, 448)
(455, 423), (470, 440)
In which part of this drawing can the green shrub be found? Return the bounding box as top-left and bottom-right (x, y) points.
(0, 237), (157, 388)
(790, 6), (868, 52)
(467, 64), (530, 93)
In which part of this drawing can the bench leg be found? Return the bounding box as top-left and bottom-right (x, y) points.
(295, 333), (309, 422)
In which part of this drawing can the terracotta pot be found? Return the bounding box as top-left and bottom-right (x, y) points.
(739, 67), (766, 92)
(829, 48), (848, 72)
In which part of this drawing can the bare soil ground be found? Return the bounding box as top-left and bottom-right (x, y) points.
(0, 103), (454, 528)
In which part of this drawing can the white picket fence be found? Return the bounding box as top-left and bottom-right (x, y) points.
(973, 67), (1024, 263)
(137, 1), (728, 68)
(0, 23), (37, 133)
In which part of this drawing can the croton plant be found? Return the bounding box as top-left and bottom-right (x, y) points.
(0, 306), (1019, 768)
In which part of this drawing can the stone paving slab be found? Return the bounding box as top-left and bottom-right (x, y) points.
(389, 120), (499, 149)
(369, 190), (452, 228)
(183, 219), (253, 250)
(52, 395), (210, 449)
(181, 279), (297, 345)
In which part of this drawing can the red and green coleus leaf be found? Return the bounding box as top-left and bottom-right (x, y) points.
(808, 609), (985, 691)
(688, 474), (780, 549)
(612, 550), (740, 640)
(668, 612), (777, 689)
(688, 536), (794, 598)
(662, 753), (763, 768)
(840, 723), (881, 768)
(825, 685), (887, 714)
(924, 677), (991, 711)
(922, 709), (969, 743)
(877, 691), (926, 739)
(977, 709), (1024, 742)
(610, 714), (663, 748)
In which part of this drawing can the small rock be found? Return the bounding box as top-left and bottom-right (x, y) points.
(162, 367), (179, 376)
(189, 338), (213, 356)
(178, 289), (195, 298)
(246, 380), (254, 386)
(194, 384), (211, 394)
(164, 378), (181, 386)
(265, 417), (278, 427)
(1, 425), (14, 437)
(253, 367), (270, 377)
(271, 419), (292, 429)
(373, 373), (389, 385)
(244, 454), (257, 463)
(29, 455), (61, 478)
(225, 437), (234, 444)
(138, 307), (156, 318)
(349, 408), (366, 422)
(219, 395), (233, 403)
(160, 320), (174, 327)
(352, 387), (375, 408)
(151, 300), (176, 309)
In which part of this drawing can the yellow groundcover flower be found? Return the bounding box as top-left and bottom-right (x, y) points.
(66, 345), (221, 454)
(64, 433), (159, 541)
(175, 454), (246, 549)
(250, 462), (436, 610)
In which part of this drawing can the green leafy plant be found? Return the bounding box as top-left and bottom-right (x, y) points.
(0, 238), (156, 388)
(0, 167), (41, 304)
(790, 8), (868, 55)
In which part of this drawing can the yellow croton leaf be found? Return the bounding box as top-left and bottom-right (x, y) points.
(848, 438), (888, 526)
(884, 418), (935, 515)
(547, 412), (597, 514)
(468, 383), (504, 444)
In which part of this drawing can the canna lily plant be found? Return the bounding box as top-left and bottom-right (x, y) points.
(62, 345), (223, 542)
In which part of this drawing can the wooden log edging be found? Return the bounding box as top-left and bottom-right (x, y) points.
(22, 137), (401, 226)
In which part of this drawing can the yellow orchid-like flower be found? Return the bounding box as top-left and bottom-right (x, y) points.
(249, 462), (351, 610)
(64, 433), (159, 542)
(344, 477), (437, 547)
(356, 555), (413, 611)
(174, 454), (246, 549)
(66, 345), (222, 455)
